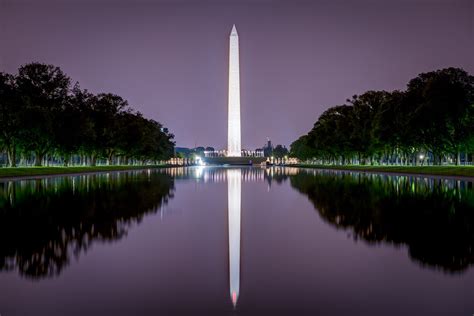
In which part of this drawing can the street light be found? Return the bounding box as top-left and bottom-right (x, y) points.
(419, 154), (425, 166)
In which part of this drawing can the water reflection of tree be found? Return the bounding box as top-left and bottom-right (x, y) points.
(0, 171), (174, 279)
(290, 171), (474, 273)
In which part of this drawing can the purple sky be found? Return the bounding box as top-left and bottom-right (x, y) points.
(1, 0), (473, 149)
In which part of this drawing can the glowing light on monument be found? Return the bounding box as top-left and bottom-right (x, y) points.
(227, 169), (241, 307)
(227, 24), (242, 157)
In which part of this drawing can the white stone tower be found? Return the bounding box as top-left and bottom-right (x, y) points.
(227, 24), (242, 157)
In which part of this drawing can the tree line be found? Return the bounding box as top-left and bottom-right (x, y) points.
(290, 67), (474, 165)
(0, 63), (174, 167)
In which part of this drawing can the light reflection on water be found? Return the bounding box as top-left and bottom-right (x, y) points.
(0, 166), (473, 315)
(227, 169), (241, 308)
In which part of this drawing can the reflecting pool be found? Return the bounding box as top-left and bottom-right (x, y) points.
(0, 167), (473, 315)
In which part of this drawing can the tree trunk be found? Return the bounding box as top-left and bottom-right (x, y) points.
(63, 154), (70, 167)
(107, 151), (114, 165)
(90, 154), (97, 166)
(7, 146), (16, 167)
(34, 151), (44, 167)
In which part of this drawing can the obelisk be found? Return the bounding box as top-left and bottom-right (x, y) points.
(227, 24), (241, 157)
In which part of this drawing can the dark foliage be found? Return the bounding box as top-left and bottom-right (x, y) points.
(0, 63), (175, 166)
(291, 68), (474, 165)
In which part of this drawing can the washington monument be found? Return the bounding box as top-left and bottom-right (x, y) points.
(227, 24), (241, 157)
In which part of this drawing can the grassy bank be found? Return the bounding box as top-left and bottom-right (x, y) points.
(0, 165), (170, 179)
(296, 164), (474, 178)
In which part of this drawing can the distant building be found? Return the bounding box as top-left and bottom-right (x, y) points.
(262, 138), (273, 157)
(204, 149), (263, 158)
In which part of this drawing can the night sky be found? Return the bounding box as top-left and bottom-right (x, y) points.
(1, 0), (473, 149)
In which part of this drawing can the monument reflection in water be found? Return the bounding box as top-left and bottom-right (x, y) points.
(1, 166), (474, 315)
(227, 169), (241, 307)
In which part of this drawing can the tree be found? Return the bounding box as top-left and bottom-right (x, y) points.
(16, 63), (71, 166)
(67, 85), (97, 165)
(290, 135), (315, 161)
(307, 105), (354, 163)
(54, 84), (96, 166)
(371, 91), (406, 163)
(0, 73), (22, 167)
(405, 68), (474, 164)
(291, 68), (474, 166)
(0, 62), (175, 167)
(273, 144), (289, 158)
(89, 93), (128, 165)
(349, 91), (391, 163)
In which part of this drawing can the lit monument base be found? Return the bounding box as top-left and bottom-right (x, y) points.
(203, 156), (266, 165)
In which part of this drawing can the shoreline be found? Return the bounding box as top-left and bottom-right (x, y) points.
(0, 165), (174, 182)
(294, 164), (474, 181)
(5, 164), (474, 182)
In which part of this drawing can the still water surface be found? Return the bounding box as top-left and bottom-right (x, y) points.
(0, 167), (473, 315)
